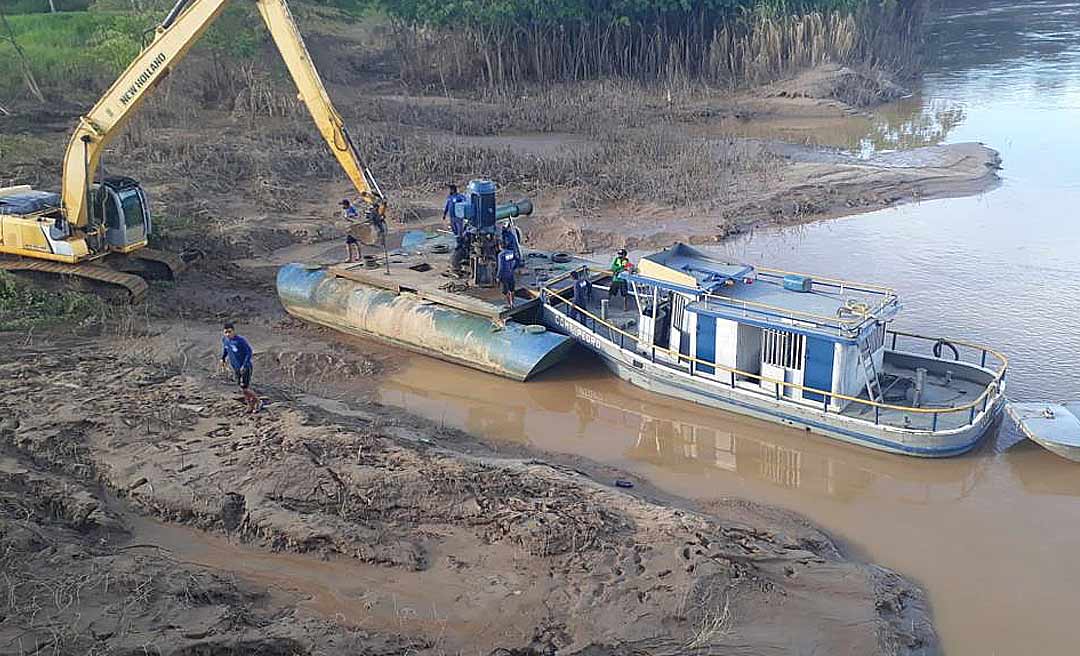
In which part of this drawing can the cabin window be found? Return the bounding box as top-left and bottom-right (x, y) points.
(762, 328), (805, 371)
(671, 294), (687, 330)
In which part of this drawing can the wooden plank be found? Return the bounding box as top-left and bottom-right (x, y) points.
(329, 264), (402, 293)
(329, 263), (507, 320)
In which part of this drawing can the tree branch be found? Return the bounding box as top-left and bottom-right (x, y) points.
(0, 8), (45, 103)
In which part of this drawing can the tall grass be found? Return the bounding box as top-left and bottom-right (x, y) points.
(0, 4), (279, 106)
(0, 0), (89, 13)
(389, 0), (928, 90)
(0, 11), (147, 98)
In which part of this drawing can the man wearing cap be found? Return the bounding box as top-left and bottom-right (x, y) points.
(610, 248), (634, 311)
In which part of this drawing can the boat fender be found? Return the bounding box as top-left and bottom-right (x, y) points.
(932, 339), (961, 361)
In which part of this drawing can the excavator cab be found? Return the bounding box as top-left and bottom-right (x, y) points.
(90, 176), (151, 252)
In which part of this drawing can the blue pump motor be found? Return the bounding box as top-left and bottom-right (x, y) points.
(467, 179), (497, 233)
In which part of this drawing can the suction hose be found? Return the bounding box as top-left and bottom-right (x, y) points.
(933, 339), (961, 361)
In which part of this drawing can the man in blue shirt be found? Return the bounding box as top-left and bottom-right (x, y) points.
(570, 268), (593, 324)
(496, 239), (519, 307)
(220, 322), (261, 414)
(442, 184), (467, 236)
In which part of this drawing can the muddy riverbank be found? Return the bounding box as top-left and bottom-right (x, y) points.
(0, 330), (935, 654)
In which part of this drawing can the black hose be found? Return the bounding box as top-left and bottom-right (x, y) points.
(933, 339), (960, 360)
(160, 0), (191, 29)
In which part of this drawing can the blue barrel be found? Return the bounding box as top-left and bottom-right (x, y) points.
(276, 264), (575, 381)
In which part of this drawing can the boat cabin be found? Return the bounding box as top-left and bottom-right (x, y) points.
(623, 244), (899, 410)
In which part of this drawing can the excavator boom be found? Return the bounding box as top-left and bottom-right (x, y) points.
(60, 0), (382, 229)
(255, 0), (383, 201)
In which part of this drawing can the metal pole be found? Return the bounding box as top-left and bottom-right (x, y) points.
(382, 227), (390, 275)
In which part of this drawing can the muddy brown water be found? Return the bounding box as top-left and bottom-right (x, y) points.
(375, 2), (1080, 653)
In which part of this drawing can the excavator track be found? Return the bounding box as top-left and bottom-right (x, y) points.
(0, 259), (149, 304)
(109, 247), (188, 280)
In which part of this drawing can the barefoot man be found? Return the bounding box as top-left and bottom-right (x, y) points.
(220, 322), (261, 414)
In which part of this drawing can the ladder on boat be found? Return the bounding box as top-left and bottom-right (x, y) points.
(857, 339), (883, 403)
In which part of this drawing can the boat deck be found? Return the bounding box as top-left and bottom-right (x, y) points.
(328, 234), (590, 322)
(839, 357), (990, 431)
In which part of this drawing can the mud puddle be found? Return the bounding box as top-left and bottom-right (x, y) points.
(125, 513), (495, 642)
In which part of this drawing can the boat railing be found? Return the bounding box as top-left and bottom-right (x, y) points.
(699, 286), (894, 337)
(541, 269), (1007, 434)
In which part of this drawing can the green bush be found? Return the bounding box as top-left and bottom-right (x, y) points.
(0, 271), (106, 331)
(0, 0), (90, 14)
(0, 11), (148, 96)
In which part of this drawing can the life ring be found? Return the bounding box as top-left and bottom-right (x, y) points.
(836, 299), (871, 317)
(933, 339), (960, 361)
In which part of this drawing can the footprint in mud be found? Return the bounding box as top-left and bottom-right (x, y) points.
(221, 491), (246, 532)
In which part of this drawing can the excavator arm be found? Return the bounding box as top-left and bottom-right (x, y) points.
(60, 0), (383, 229)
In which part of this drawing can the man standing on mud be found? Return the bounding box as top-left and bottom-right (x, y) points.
(220, 323), (261, 414)
(442, 184), (467, 236)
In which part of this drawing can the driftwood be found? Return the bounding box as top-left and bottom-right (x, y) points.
(0, 103), (10, 116)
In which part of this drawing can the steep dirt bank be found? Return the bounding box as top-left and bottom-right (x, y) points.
(0, 329), (936, 654)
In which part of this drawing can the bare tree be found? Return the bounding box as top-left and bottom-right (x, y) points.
(0, 8), (45, 103)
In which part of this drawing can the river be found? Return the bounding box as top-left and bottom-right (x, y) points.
(377, 1), (1080, 653)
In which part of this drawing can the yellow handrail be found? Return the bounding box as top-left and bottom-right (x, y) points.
(699, 290), (886, 329)
(541, 283), (1007, 420)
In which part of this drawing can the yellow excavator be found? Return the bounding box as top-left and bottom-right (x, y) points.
(0, 0), (384, 302)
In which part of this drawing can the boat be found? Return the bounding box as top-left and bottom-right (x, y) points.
(539, 243), (1008, 457)
(278, 181), (581, 382)
(1005, 403), (1080, 462)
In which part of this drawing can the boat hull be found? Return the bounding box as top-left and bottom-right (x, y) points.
(1006, 402), (1080, 463)
(543, 306), (1003, 457)
(278, 264), (575, 381)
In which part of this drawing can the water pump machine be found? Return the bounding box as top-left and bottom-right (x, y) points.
(452, 179), (532, 287)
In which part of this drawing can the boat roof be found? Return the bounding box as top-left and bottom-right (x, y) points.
(638, 243), (753, 293)
(631, 243), (899, 340)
